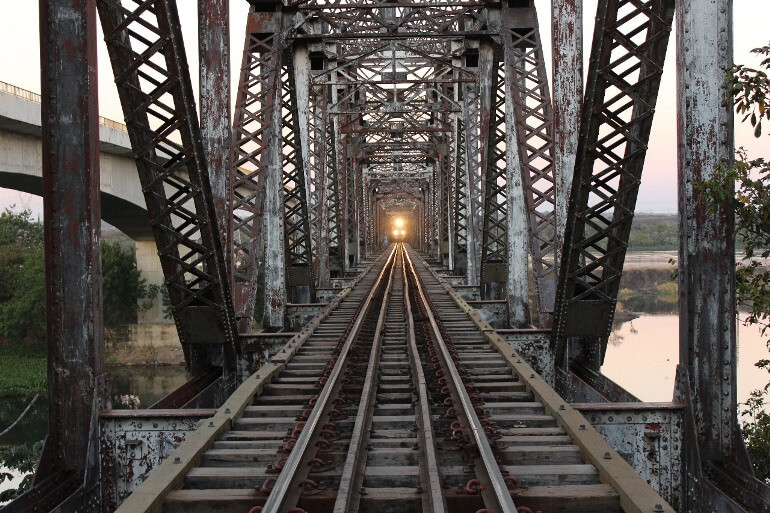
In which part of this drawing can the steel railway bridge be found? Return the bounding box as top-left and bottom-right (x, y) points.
(3, 0), (769, 512)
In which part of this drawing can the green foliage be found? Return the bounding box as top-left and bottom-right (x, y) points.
(0, 441), (44, 503)
(101, 241), (157, 330)
(0, 209), (46, 341)
(0, 208), (43, 248)
(741, 361), (770, 481)
(730, 43), (770, 138)
(0, 209), (159, 342)
(0, 345), (46, 398)
(627, 215), (679, 250)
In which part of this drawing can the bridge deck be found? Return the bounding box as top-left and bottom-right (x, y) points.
(116, 245), (673, 513)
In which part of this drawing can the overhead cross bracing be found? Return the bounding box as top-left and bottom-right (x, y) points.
(7, 0), (770, 511)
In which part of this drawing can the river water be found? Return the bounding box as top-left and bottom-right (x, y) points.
(1, 306), (768, 501)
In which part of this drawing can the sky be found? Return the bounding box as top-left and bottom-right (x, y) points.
(0, 0), (767, 216)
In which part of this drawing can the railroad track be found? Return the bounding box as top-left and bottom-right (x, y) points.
(121, 244), (674, 513)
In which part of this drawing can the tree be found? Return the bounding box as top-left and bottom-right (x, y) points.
(0, 209), (46, 341)
(699, 42), (770, 481)
(101, 240), (157, 334)
(0, 209), (158, 342)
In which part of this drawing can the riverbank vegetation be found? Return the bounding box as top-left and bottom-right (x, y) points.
(0, 209), (159, 396)
(0, 345), (45, 398)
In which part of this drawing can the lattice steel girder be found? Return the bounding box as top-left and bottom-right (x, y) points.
(282, 54), (316, 303)
(502, 5), (558, 326)
(459, 55), (482, 286)
(326, 110), (344, 277)
(97, 0), (240, 388)
(552, 0), (675, 368)
(453, 114), (470, 276)
(286, 0), (492, 38)
(229, 10), (283, 329)
(479, 40), (508, 300)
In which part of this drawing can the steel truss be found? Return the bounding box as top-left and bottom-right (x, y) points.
(552, 0), (675, 368)
(96, 0), (240, 389)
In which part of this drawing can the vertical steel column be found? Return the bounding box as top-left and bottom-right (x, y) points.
(282, 45), (315, 304)
(263, 64), (287, 327)
(479, 41), (508, 301)
(453, 114), (470, 278)
(502, 57), (532, 327)
(39, 0), (104, 495)
(676, 0), (739, 465)
(553, 0), (583, 264)
(502, 6), (558, 326)
(327, 78), (344, 277)
(199, 0), (230, 246)
(460, 57), (481, 286)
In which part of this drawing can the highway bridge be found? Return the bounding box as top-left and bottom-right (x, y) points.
(2, 0), (768, 512)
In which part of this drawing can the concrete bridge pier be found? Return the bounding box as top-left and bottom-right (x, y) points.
(131, 239), (180, 347)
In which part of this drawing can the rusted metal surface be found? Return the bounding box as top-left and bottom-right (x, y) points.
(502, 6), (558, 328)
(675, 1), (770, 510)
(229, 8), (283, 330)
(676, 0), (738, 465)
(96, 0), (240, 392)
(100, 411), (213, 509)
(9, 2), (106, 511)
(198, 0), (230, 245)
(285, 302), (328, 330)
(466, 299), (509, 329)
(282, 52), (315, 305)
(574, 402), (684, 509)
(552, 0), (675, 369)
(552, 0), (582, 266)
(498, 329), (554, 386)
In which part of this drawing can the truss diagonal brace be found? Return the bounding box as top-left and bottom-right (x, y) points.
(97, 0), (241, 390)
(552, 0), (675, 369)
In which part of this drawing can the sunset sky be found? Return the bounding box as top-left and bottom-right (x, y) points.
(0, 1), (766, 216)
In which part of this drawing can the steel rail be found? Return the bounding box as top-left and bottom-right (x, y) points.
(260, 244), (399, 513)
(402, 246), (449, 513)
(403, 247), (518, 513)
(332, 245), (401, 513)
